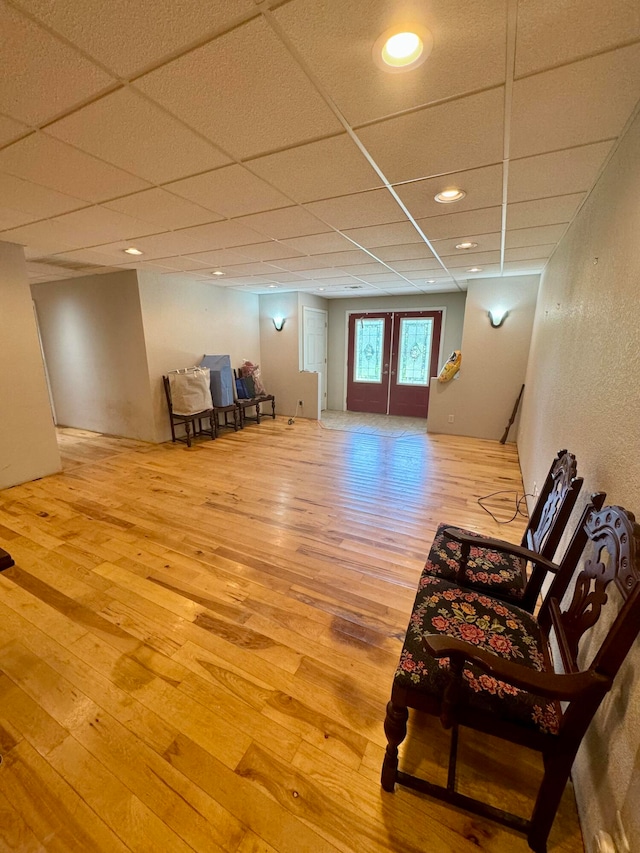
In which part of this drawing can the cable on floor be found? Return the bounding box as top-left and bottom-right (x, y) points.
(477, 490), (534, 525)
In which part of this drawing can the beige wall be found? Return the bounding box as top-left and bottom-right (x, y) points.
(428, 275), (539, 441)
(137, 272), (261, 442)
(326, 292), (466, 411)
(518, 110), (640, 851)
(31, 270), (156, 441)
(0, 241), (60, 488)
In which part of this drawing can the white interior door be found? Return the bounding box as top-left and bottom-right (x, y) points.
(303, 307), (328, 410)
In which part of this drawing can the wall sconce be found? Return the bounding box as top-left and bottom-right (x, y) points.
(488, 309), (508, 328)
(272, 316), (285, 332)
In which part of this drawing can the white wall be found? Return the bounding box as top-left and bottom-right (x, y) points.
(428, 276), (539, 441)
(137, 272), (261, 442)
(31, 270), (156, 441)
(326, 292), (466, 411)
(0, 242), (60, 488)
(518, 109), (640, 852)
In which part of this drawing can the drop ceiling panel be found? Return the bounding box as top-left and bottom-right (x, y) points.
(304, 189), (405, 230)
(93, 231), (213, 260)
(340, 263), (391, 275)
(47, 88), (229, 184)
(0, 220), (95, 253)
(449, 263), (502, 277)
(135, 17), (342, 159)
(0, 206), (37, 230)
(278, 232), (357, 255)
(387, 257), (442, 272)
(510, 45), (640, 159)
(508, 142), (614, 202)
(504, 244), (556, 262)
(373, 243), (434, 262)
(0, 114), (29, 146)
(357, 88), (505, 183)
(505, 224), (568, 249)
(181, 248), (257, 267)
(0, 134), (150, 201)
(166, 164), (292, 218)
(506, 194), (585, 231)
(215, 261), (284, 277)
(515, 0), (640, 78)
(48, 206), (160, 245)
(247, 134), (383, 203)
(273, 0), (507, 126)
(104, 188), (219, 230)
(230, 242), (305, 262)
(433, 232), (502, 255)
(343, 221), (423, 248)
(234, 206), (328, 240)
(12, 0), (256, 79)
(394, 164), (504, 218)
(502, 260), (547, 273)
(0, 173), (86, 217)
(355, 272), (411, 284)
(0, 3), (114, 126)
(416, 206), (503, 241)
(424, 250), (502, 267)
(176, 220), (266, 250)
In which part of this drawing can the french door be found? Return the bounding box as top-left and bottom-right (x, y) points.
(346, 310), (442, 418)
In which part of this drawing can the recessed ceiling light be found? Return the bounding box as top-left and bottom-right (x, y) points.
(267, 284), (279, 288)
(456, 241), (478, 250)
(373, 25), (433, 73)
(467, 267), (483, 273)
(211, 270), (224, 276)
(124, 247), (143, 255)
(434, 188), (466, 204)
(426, 279), (436, 283)
(316, 287), (326, 292)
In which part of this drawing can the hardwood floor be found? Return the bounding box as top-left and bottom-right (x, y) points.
(0, 419), (584, 853)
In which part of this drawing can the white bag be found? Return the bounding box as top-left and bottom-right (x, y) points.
(168, 367), (213, 415)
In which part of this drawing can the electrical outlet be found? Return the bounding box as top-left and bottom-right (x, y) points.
(448, 414), (454, 423)
(298, 399), (303, 406)
(533, 481), (539, 497)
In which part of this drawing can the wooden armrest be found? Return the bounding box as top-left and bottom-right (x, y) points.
(442, 527), (561, 573)
(424, 634), (609, 701)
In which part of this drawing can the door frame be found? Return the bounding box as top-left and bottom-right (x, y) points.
(342, 306), (448, 411)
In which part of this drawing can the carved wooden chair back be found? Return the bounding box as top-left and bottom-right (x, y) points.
(523, 448), (582, 558)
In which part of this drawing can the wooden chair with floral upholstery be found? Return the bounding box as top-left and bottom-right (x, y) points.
(424, 449), (585, 611)
(382, 498), (640, 853)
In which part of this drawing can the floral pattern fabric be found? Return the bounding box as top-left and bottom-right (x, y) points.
(394, 574), (560, 736)
(423, 523), (527, 601)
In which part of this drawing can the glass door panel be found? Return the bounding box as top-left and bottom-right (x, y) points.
(346, 312), (392, 413)
(388, 311), (442, 418)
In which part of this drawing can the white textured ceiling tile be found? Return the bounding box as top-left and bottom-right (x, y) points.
(357, 88), (505, 183)
(389, 257), (453, 271)
(234, 206), (328, 240)
(0, 206), (38, 230)
(279, 232), (356, 255)
(0, 3), (114, 125)
(355, 272), (410, 284)
(430, 249), (502, 266)
(0, 172), (87, 217)
(515, 0), (640, 77)
(50, 206), (160, 244)
(296, 270), (356, 281)
(373, 243), (432, 262)
(510, 45), (640, 159)
(47, 88), (229, 183)
(165, 164), (292, 218)
(184, 248), (269, 267)
(339, 263), (390, 275)
(176, 220), (266, 250)
(344, 221), (422, 248)
(504, 244), (556, 262)
(12, 0), (255, 78)
(448, 263), (502, 276)
(93, 231), (210, 260)
(253, 271), (311, 284)
(506, 194), (585, 230)
(1, 220), (93, 253)
(104, 188), (219, 229)
(156, 257), (218, 272)
(0, 134), (150, 201)
(273, 0), (506, 125)
(0, 114), (30, 146)
(304, 189), (405, 230)
(502, 260), (546, 273)
(135, 17), (342, 159)
(505, 224), (568, 248)
(248, 135), (383, 203)
(288, 250), (374, 268)
(432, 232), (502, 255)
(394, 164), (504, 218)
(215, 261), (284, 276)
(508, 142), (614, 203)
(232, 242), (304, 262)
(416, 206), (503, 242)
(46, 247), (137, 266)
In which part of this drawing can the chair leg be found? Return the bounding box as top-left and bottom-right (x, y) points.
(381, 700), (408, 792)
(255, 402), (261, 425)
(271, 398), (276, 419)
(185, 420), (192, 448)
(209, 414), (216, 440)
(527, 753), (574, 853)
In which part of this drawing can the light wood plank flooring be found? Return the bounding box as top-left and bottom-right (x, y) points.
(0, 418), (584, 853)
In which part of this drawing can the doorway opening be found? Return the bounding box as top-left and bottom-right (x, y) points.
(346, 310), (442, 418)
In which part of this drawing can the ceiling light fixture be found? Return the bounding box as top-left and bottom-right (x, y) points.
(467, 267), (483, 273)
(456, 241), (478, 250)
(211, 270), (224, 276)
(316, 287), (326, 292)
(434, 188), (466, 204)
(124, 247), (143, 255)
(373, 24), (433, 73)
(267, 284), (279, 288)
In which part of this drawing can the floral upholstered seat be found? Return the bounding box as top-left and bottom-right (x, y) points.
(423, 522), (528, 601)
(394, 574), (560, 735)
